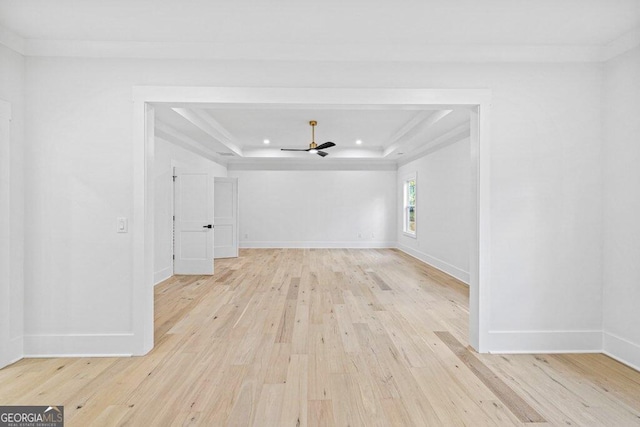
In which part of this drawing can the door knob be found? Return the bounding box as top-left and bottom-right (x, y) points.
(203, 224), (213, 229)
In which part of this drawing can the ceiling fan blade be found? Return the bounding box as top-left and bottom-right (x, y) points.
(316, 142), (335, 150)
(281, 148), (310, 151)
(317, 151), (329, 157)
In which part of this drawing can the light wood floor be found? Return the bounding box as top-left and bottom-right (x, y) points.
(1, 249), (640, 426)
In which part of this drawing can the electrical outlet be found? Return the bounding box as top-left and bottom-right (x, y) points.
(357, 232), (363, 238)
(244, 233), (248, 239)
(371, 232), (375, 238)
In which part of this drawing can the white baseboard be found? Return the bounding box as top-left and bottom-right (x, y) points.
(1, 355), (23, 368)
(0, 336), (24, 368)
(486, 330), (602, 354)
(8, 336), (22, 358)
(240, 241), (395, 249)
(23, 333), (135, 357)
(395, 243), (470, 284)
(154, 267), (173, 286)
(603, 331), (640, 372)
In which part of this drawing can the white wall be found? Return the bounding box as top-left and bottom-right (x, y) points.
(22, 57), (603, 355)
(603, 46), (640, 370)
(154, 137), (227, 285)
(397, 137), (471, 283)
(0, 44), (25, 366)
(228, 168), (397, 248)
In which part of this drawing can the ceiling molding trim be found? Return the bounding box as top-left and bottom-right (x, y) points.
(397, 123), (470, 166)
(22, 39), (608, 62)
(162, 103), (467, 111)
(383, 109), (452, 157)
(0, 25), (25, 55)
(385, 110), (432, 147)
(227, 159), (397, 171)
(601, 26), (640, 61)
(172, 108), (243, 157)
(242, 148), (384, 159)
(133, 87), (489, 105)
(155, 120), (228, 165)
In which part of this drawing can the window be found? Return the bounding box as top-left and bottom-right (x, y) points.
(403, 173), (416, 237)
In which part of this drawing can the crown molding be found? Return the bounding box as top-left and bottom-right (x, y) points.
(2, 20), (638, 63)
(155, 121), (228, 166)
(172, 108), (242, 157)
(227, 157), (397, 171)
(383, 110), (452, 157)
(397, 124), (470, 167)
(9, 39), (612, 63)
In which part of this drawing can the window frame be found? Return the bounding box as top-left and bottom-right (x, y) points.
(402, 172), (417, 238)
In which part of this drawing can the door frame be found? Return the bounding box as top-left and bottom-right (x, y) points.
(214, 177), (240, 259)
(0, 99), (22, 367)
(132, 87), (491, 355)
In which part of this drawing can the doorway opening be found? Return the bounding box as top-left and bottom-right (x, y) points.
(213, 177), (239, 260)
(132, 87), (491, 355)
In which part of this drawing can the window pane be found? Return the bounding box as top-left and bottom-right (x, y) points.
(408, 180), (416, 206)
(408, 206), (415, 232)
(403, 176), (416, 235)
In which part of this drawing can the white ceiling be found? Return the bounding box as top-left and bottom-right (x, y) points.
(154, 104), (471, 165)
(205, 108), (419, 149)
(3, 1), (636, 164)
(1, 0), (638, 46)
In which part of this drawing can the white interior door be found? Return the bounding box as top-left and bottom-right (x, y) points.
(214, 177), (239, 259)
(173, 167), (214, 275)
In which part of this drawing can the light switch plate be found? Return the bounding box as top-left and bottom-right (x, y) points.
(117, 217), (128, 233)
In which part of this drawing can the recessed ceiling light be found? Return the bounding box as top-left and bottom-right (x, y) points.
(263, 139), (270, 144)
(355, 139), (363, 145)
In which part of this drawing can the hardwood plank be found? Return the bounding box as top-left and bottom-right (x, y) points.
(264, 343), (291, 384)
(307, 325), (332, 401)
(291, 304), (310, 355)
(286, 277), (301, 300)
(366, 270), (392, 291)
(308, 400), (335, 427)
(275, 299), (297, 344)
(280, 354), (308, 427)
(435, 330), (546, 423)
(253, 384), (285, 427)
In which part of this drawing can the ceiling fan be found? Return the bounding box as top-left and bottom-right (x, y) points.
(281, 120), (336, 157)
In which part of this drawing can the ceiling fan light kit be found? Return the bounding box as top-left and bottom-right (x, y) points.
(281, 120), (336, 157)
